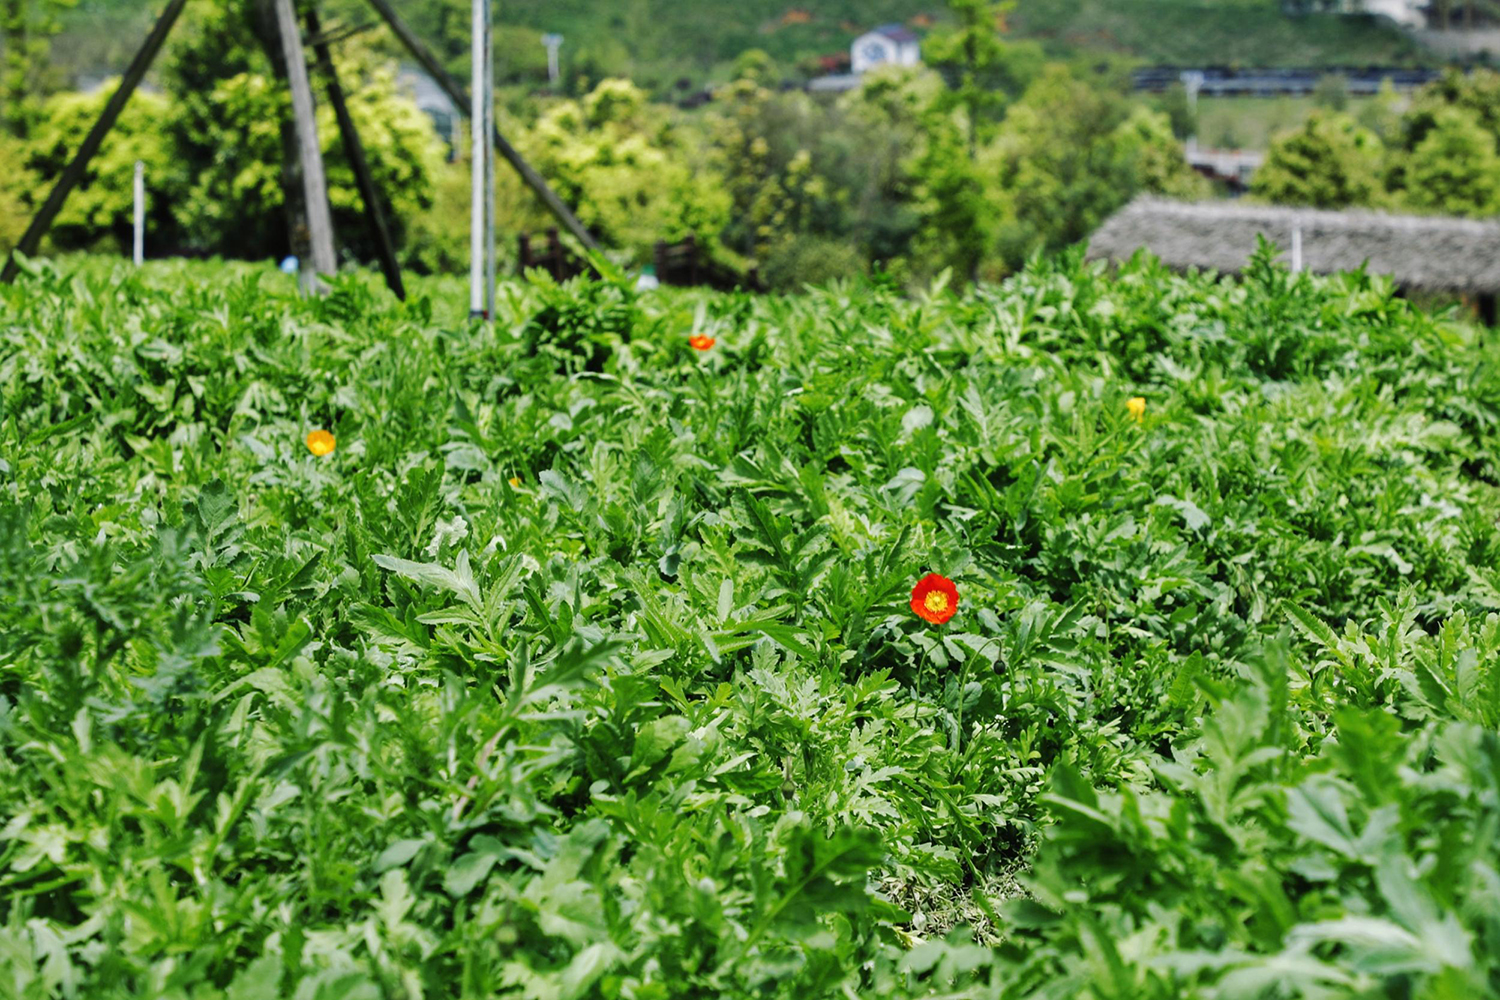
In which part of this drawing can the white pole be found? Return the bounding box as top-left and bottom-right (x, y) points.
(132, 160), (144, 266)
(484, 0), (495, 319)
(543, 34), (562, 85)
(470, 0), (486, 317)
(1291, 223), (1303, 274)
(1181, 70), (1204, 137)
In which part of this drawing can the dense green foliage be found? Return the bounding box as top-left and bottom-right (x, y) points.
(1254, 68), (1500, 217)
(1, 0), (76, 136)
(0, 0), (1200, 289)
(3, 250), (1500, 996)
(0, 3), (450, 268)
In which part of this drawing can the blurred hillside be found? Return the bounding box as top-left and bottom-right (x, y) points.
(49, 0), (1429, 94)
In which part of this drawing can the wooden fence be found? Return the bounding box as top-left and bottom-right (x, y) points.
(517, 228), (589, 282)
(518, 229), (760, 291)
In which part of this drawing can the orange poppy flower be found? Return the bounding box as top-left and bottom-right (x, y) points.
(508, 476), (522, 488)
(306, 429), (336, 456)
(910, 573), (959, 624)
(689, 334), (716, 351)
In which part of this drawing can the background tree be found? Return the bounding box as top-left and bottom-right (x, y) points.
(1311, 73), (1349, 112)
(18, 85), (171, 250)
(908, 107), (995, 281)
(922, 0), (1033, 159)
(1400, 108), (1500, 217)
(919, 0), (1044, 281)
(1110, 105), (1212, 198)
(1251, 111), (1383, 209)
(524, 78), (731, 264)
(707, 77), (837, 260)
(2, 0), (76, 136)
(155, 1), (444, 262)
(1386, 68), (1500, 196)
(991, 65), (1194, 272)
(1156, 82), (1195, 140)
(834, 66), (940, 271)
(729, 48), (780, 88)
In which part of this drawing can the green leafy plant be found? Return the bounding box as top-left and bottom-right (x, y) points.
(1, 247), (1499, 997)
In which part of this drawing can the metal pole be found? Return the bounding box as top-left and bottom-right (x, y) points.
(484, 0), (495, 318)
(1291, 224), (1303, 274)
(273, 0), (337, 290)
(469, 0), (486, 317)
(361, 0), (602, 255)
(133, 160), (145, 266)
(306, 4), (405, 300)
(1181, 70), (1204, 143)
(542, 33), (562, 85)
(1, 0), (190, 284)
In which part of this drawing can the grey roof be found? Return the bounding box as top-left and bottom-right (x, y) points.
(1087, 197), (1500, 295)
(872, 23), (919, 43)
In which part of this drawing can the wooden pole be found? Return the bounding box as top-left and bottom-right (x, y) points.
(0, 0), (190, 284)
(251, 0), (311, 278)
(306, 5), (405, 300)
(273, 0), (337, 291)
(361, 0), (602, 255)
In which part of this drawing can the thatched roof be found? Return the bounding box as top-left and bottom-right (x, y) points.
(1087, 197), (1500, 295)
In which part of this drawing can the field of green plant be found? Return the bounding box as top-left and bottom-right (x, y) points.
(3, 249), (1500, 998)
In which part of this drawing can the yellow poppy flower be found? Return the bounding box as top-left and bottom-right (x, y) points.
(1126, 397), (1146, 422)
(306, 429), (336, 456)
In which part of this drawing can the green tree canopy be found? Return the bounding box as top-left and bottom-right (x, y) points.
(2, 0), (77, 136)
(525, 77), (731, 263)
(991, 65), (1198, 272)
(1251, 110), (1383, 210)
(1401, 107), (1500, 218)
(18, 85), (171, 250)
(922, 0), (1042, 155)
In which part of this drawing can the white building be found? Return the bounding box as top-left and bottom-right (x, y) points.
(850, 24), (922, 74)
(1358, 0), (1427, 27)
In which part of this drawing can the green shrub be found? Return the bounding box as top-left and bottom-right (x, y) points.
(760, 234), (866, 290)
(0, 134), (35, 255)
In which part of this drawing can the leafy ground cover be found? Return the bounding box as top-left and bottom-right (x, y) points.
(2, 249), (1500, 998)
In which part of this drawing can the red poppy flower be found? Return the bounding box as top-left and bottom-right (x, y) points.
(689, 334), (716, 351)
(910, 573), (959, 624)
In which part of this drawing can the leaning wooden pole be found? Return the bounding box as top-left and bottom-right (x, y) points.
(306, 5), (405, 300)
(273, 0), (337, 289)
(0, 0), (190, 285)
(361, 0), (603, 256)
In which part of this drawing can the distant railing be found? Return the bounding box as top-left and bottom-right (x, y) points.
(1132, 66), (1443, 96)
